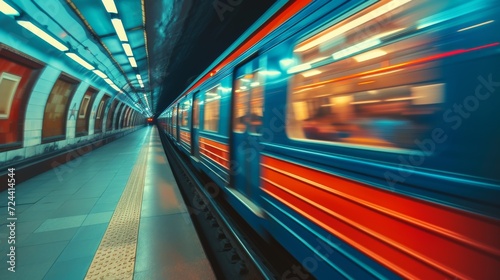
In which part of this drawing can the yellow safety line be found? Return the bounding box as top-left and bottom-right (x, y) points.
(85, 140), (149, 280)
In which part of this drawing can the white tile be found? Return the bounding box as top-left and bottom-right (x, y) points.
(25, 146), (37, 157)
(32, 79), (55, 93)
(30, 94), (49, 106)
(5, 148), (25, 161)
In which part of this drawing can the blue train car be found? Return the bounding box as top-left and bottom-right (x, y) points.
(157, 0), (500, 278)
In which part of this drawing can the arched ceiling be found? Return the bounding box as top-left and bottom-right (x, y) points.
(1, 0), (275, 116)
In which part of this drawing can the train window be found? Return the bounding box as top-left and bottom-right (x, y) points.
(179, 99), (190, 127)
(233, 71), (264, 134)
(204, 85), (220, 132)
(285, 0), (460, 150)
(0, 72), (21, 119)
(172, 105), (178, 128)
(193, 95), (200, 129)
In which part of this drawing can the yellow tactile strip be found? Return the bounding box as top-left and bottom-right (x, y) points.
(85, 143), (149, 280)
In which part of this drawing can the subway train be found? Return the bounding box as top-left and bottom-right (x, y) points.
(157, 0), (500, 278)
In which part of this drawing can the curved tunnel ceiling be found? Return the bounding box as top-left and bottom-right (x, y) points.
(145, 0), (276, 116)
(2, 0), (275, 117)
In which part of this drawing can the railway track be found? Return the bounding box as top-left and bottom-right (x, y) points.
(159, 129), (313, 280)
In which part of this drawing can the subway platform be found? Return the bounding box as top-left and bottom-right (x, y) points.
(0, 126), (215, 279)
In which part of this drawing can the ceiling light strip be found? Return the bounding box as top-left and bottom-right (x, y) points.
(128, 57), (137, 67)
(16, 20), (68, 51)
(122, 43), (133, 56)
(111, 18), (128, 42)
(66, 52), (94, 70)
(66, 0), (135, 102)
(0, 0), (19, 16)
(101, 0), (118, 13)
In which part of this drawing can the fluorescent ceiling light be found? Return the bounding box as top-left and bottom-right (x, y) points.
(458, 20), (494, 32)
(0, 1), (19, 16)
(260, 70), (281, 76)
(128, 56), (137, 67)
(301, 69), (322, 77)
(122, 43), (133, 56)
(101, 0), (118, 13)
(295, 0), (412, 52)
(351, 100), (381, 105)
(111, 18), (128, 41)
(104, 78), (114, 85)
(369, 28), (406, 40)
(110, 83), (121, 92)
(66, 52), (94, 70)
(93, 69), (107, 78)
(307, 56), (329, 64)
(332, 39), (381, 60)
(136, 74), (142, 80)
(287, 63), (311, 74)
(353, 49), (387, 62)
(16, 20), (68, 51)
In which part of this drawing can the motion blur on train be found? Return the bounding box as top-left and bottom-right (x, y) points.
(158, 0), (500, 278)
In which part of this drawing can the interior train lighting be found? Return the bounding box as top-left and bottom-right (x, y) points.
(333, 39), (381, 60)
(301, 69), (322, 77)
(458, 20), (494, 32)
(66, 52), (94, 70)
(353, 49), (387, 62)
(16, 20), (68, 51)
(295, 0), (412, 52)
(260, 70), (281, 76)
(287, 63), (311, 74)
(0, 0), (19, 16)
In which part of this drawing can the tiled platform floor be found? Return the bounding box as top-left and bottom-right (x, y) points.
(0, 126), (214, 279)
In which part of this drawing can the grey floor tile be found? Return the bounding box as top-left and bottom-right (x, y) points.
(43, 256), (94, 280)
(57, 238), (101, 261)
(16, 241), (68, 265)
(21, 227), (78, 246)
(81, 211), (113, 226)
(35, 215), (87, 232)
(0, 260), (54, 280)
(72, 224), (108, 241)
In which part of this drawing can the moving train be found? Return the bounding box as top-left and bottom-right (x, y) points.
(157, 0), (500, 278)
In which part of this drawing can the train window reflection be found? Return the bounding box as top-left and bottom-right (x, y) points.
(204, 85), (220, 132)
(179, 99), (190, 127)
(193, 96), (200, 129)
(172, 105), (177, 128)
(285, 0), (465, 150)
(233, 71), (263, 134)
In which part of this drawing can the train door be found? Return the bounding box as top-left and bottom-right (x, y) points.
(231, 58), (264, 199)
(191, 91), (201, 159)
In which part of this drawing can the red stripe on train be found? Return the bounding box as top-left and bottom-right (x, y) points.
(261, 155), (500, 279)
(200, 137), (229, 169)
(180, 130), (191, 146)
